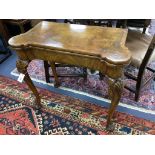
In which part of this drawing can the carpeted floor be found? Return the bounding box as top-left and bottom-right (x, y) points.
(0, 75), (155, 135)
(11, 60), (155, 111)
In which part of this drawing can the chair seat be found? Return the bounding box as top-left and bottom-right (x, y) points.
(126, 29), (155, 67)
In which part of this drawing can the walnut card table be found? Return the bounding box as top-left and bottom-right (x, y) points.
(9, 21), (131, 128)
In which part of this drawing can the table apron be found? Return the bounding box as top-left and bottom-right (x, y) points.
(15, 47), (124, 79)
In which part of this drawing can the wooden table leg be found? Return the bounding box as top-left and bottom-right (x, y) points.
(106, 78), (123, 129)
(50, 61), (60, 88)
(16, 60), (42, 107)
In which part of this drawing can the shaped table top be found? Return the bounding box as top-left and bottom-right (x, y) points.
(9, 21), (131, 65)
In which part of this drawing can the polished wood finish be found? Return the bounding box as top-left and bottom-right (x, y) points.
(125, 30), (155, 101)
(9, 21), (131, 128)
(64, 19), (113, 80)
(9, 22), (130, 64)
(44, 20), (88, 83)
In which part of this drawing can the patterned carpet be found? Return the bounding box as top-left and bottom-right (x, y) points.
(11, 60), (155, 111)
(0, 75), (155, 135)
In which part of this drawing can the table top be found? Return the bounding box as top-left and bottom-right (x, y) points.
(9, 21), (131, 65)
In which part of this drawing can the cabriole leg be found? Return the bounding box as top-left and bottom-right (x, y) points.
(106, 78), (123, 129)
(16, 60), (41, 107)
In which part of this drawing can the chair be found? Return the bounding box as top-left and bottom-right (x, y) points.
(116, 19), (151, 34)
(0, 34), (11, 63)
(125, 29), (155, 101)
(0, 20), (11, 63)
(44, 61), (87, 86)
(68, 19), (113, 27)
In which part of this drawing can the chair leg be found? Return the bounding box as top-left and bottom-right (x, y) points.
(142, 27), (146, 34)
(99, 72), (104, 80)
(108, 21), (112, 27)
(44, 61), (50, 83)
(50, 61), (60, 88)
(135, 77), (143, 102)
(135, 90), (141, 102)
(83, 68), (87, 81)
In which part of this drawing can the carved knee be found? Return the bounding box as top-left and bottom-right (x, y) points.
(16, 60), (29, 74)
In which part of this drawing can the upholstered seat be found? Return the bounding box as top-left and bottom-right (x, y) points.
(126, 29), (155, 68)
